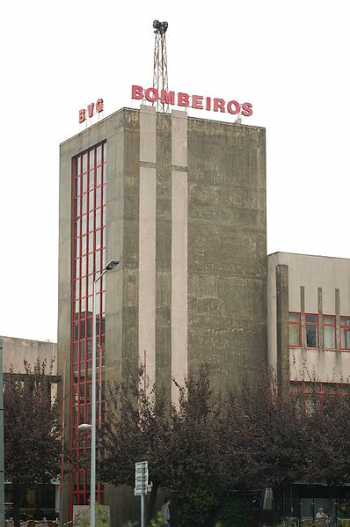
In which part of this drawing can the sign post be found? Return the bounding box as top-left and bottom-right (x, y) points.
(135, 461), (148, 527)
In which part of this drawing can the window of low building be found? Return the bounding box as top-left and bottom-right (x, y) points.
(289, 312), (301, 346)
(341, 317), (350, 350)
(305, 314), (318, 348)
(323, 315), (336, 349)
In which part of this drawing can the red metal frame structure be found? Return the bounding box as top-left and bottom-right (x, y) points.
(291, 381), (350, 411)
(153, 20), (169, 112)
(70, 142), (107, 513)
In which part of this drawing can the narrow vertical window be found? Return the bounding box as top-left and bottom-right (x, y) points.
(341, 317), (350, 350)
(323, 315), (336, 349)
(70, 141), (107, 508)
(289, 312), (301, 346)
(305, 314), (318, 348)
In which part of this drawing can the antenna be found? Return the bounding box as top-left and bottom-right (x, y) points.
(153, 20), (169, 112)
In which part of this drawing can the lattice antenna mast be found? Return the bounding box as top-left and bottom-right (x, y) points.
(153, 20), (169, 112)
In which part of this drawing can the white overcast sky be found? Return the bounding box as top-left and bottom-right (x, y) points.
(1, 0), (349, 342)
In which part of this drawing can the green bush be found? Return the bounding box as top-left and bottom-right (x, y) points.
(176, 486), (220, 527)
(213, 497), (255, 527)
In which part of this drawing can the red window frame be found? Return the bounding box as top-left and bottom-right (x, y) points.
(69, 142), (107, 514)
(289, 312), (301, 347)
(340, 316), (350, 350)
(323, 314), (336, 350)
(305, 313), (318, 348)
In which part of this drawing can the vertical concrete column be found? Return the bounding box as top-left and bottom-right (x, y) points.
(171, 110), (188, 402)
(276, 265), (290, 395)
(318, 287), (323, 349)
(0, 338), (4, 527)
(300, 286), (306, 348)
(155, 113), (172, 399)
(335, 289), (340, 350)
(139, 106), (157, 389)
(58, 142), (73, 522)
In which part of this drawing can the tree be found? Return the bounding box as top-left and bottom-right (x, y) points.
(3, 360), (61, 527)
(98, 365), (172, 520)
(304, 386), (350, 487)
(98, 363), (218, 523)
(98, 362), (350, 525)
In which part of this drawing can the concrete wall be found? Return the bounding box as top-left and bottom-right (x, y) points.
(268, 252), (350, 383)
(187, 119), (267, 390)
(0, 336), (57, 373)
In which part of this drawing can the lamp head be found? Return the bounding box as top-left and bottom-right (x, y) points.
(78, 423), (92, 431)
(105, 259), (120, 271)
(153, 20), (168, 34)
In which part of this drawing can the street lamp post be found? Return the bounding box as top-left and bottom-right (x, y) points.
(80, 259), (119, 527)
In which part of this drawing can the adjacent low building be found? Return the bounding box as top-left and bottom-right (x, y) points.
(1, 336), (59, 521)
(267, 252), (350, 522)
(268, 252), (350, 394)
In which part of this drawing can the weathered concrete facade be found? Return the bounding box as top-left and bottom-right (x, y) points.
(1, 336), (57, 373)
(268, 252), (350, 384)
(58, 106), (267, 524)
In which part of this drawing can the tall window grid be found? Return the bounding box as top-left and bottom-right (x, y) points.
(70, 142), (107, 509)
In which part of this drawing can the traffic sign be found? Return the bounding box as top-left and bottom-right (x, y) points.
(135, 461), (148, 496)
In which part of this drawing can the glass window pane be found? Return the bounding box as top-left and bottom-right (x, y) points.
(74, 220), (81, 238)
(96, 187), (101, 207)
(96, 230), (101, 250)
(96, 209), (101, 229)
(88, 253), (94, 274)
(306, 314), (317, 323)
(89, 169), (94, 188)
(82, 173), (87, 193)
(341, 317), (350, 326)
(82, 194), (87, 214)
(306, 326), (317, 347)
(89, 150), (94, 169)
(81, 236), (87, 255)
(341, 328), (350, 349)
(75, 196), (81, 217)
(96, 166), (101, 185)
(289, 325), (300, 346)
(75, 259), (80, 279)
(289, 313), (299, 323)
(324, 326), (335, 349)
(75, 176), (81, 197)
(81, 215), (87, 235)
(89, 190), (94, 212)
(96, 145), (102, 165)
(81, 297), (86, 312)
(323, 315), (334, 325)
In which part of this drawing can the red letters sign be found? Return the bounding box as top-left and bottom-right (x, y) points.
(79, 98), (104, 123)
(131, 85), (253, 117)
